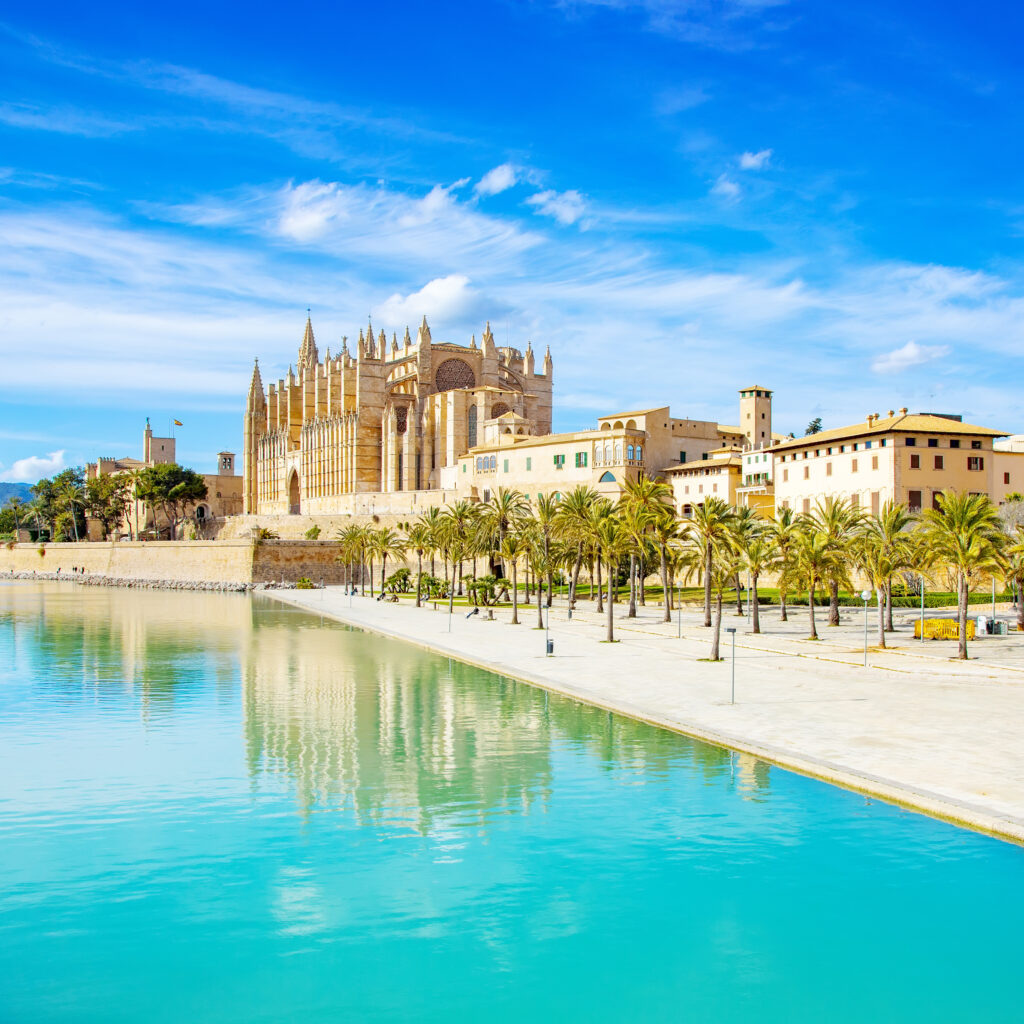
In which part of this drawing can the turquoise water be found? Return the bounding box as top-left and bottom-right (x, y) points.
(2, 583), (1022, 1022)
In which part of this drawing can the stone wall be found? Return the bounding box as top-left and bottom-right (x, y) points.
(0, 539), (357, 585)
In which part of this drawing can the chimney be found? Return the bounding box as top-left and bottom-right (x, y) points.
(899, 407), (908, 414)
(887, 409), (895, 418)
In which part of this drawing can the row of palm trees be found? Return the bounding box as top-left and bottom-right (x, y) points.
(329, 480), (1024, 661)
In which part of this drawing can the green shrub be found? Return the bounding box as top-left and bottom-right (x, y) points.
(295, 577), (314, 590)
(384, 568), (412, 594)
(304, 525), (321, 540)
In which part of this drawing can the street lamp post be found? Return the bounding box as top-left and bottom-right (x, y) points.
(726, 626), (737, 703)
(860, 589), (872, 667)
(677, 580), (682, 639)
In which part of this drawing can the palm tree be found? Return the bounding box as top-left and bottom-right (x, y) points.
(534, 494), (560, 608)
(854, 529), (894, 648)
(478, 486), (530, 573)
(498, 531), (527, 624)
(417, 506), (445, 576)
(124, 468), (147, 541)
(554, 484), (600, 609)
(372, 528), (407, 594)
(811, 497), (864, 626)
(617, 503), (651, 618)
(770, 507), (800, 622)
(791, 524), (841, 640)
(922, 491), (1005, 659)
(707, 542), (743, 660)
(5, 496), (25, 539)
(729, 505), (761, 614)
(441, 500), (478, 609)
(870, 501), (916, 631)
(58, 479), (85, 541)
(651, 512), (688, 622)
(739, 532), (777, 635)
(1005, 526), (1024, 634)
(404, 523), (431, 607)
(620, 474), (675, 618)
(691, 498), (736, 627)
(593, 510), (629, 642)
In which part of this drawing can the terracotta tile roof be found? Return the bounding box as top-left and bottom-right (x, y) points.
(772, 413), (1006, 451)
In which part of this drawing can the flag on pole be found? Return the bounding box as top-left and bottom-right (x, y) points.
(174, 419), (183, 426)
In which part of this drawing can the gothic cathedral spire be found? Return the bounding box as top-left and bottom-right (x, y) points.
(298, 314), (319, 372)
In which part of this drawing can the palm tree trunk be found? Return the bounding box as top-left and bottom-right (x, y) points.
(885, 579), (895, 631)
(537, 569), (544, 629)
(958, 574), (969, 660)
(780, 589), (788, 622)
(1017, 576), (1024, 632)
(606, 558), (615, 641)
(628, 553), (637, 618)
(710, 591), (723, 660)
(596, 559), (604, 614)
(751, 574), (761, 634)
(638, 557), (646, 606)
(449, 559), (458, 618)
(415, 552), (423, 607)
(511, 564), (519, 624)
(735, 573), (744, 615)
(570, 544), (584, 609)
(660, 545), (671, 623)
(369, 557), (375, 597)
(828, 580), (840, 626)
(808, 582), (818, 639)
(703, 542), (713, 627)
(877, 589), (886, 648)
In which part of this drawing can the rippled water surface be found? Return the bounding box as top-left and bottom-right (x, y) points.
(2, 582), (1022, 1022)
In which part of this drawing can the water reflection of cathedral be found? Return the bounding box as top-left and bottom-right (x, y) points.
(241, 601), (561, 831)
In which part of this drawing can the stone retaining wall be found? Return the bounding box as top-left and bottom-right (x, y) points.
(0, 539), (354, 586)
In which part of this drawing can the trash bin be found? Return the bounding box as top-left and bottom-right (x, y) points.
(546, 638), (554, 656)
(977, 616), (988, 635)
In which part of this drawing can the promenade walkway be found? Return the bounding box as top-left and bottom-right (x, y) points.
(270, 587), (1024, 844)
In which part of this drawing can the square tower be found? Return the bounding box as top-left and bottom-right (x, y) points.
(739, 386), (773, 449)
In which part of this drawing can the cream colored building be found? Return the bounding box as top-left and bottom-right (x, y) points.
(772, 409), (1007, 516)
(993, 436), (1024, 504)
(665, 447), (743, 517)
(454, 390), (774, 503)
(244, 316), (553, 516)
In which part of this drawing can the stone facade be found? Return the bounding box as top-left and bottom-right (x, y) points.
(244, 316), (554, 516)
(86, 420), (242, 539)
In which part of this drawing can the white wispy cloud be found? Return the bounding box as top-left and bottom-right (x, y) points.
(654, 84), (710, 115)
(525, 189), (586, 225)
(0, 450), (66, 482)
(556, 0), (792, 49)
(710, 174), (741, 200)
(871, 340), (951, 374)
(475, 163), (520, 197)
(0, 101), (140, 137)
(375, 275), (506, 329)
(739, 148), (772, 170)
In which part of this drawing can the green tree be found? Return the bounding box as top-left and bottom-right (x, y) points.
(690, 498), (736, 627)
(554, 484), (601, 609)
(811, 497), (863, 626)
(138, 464), (208, 539)
(791, 524), (842, 640)
(85, 473), (131, 540)
(922, 491), (1005, 659)
(805, 417), (823, 435)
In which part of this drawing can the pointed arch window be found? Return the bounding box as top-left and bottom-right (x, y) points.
(468, 404), (478, 448)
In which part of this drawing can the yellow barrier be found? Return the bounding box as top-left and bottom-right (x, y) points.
(913, 618), (976, 640)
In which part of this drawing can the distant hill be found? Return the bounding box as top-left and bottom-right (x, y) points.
(0, 482), (33, 505)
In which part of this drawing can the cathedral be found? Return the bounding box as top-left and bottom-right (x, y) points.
(243, 315), (553, 515)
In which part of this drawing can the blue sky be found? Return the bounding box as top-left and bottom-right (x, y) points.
(2, 0), (1023, 481)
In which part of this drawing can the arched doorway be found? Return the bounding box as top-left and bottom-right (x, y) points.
(288, 471), (300, 515)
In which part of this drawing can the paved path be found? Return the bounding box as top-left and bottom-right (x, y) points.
(269, 588), (1024, 845)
